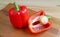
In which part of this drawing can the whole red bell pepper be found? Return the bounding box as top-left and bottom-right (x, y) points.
(9, 6), (30, 28)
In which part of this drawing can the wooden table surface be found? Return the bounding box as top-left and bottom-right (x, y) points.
(0, 3), (60, 37)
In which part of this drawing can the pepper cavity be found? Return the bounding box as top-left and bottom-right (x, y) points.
(31, 15), (51, 32)
(31, 16), (44, 32)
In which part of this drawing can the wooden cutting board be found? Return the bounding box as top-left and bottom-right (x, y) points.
(0, 3), (60, 37)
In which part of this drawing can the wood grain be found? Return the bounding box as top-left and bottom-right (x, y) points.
(0, 3), (60, 37)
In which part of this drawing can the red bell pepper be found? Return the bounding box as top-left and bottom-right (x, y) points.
(9, 6), (30, 28)
(28, 10), (51, 34)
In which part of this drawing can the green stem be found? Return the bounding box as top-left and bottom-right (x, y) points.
(14, 2), (20, 11)
(46, 15), (51, 20)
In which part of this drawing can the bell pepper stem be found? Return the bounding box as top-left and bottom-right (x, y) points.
(46, 15), (51, 20)
(14, 2), (20, 11)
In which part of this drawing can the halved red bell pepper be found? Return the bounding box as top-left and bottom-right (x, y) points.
(9, 6), (30, 28)
(28, 10), (51, 34)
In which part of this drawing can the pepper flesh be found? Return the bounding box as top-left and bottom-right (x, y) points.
(9, 6), (30, 28)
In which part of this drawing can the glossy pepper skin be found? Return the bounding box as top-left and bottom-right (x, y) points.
(9, 6), (30, 28)
(28, 10), (51, 34)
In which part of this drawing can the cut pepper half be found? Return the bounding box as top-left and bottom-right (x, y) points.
(28, 10), (51, 34)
